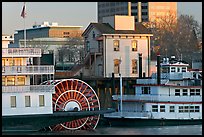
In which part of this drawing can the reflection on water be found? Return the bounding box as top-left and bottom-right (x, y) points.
(3, 125), (202, 135)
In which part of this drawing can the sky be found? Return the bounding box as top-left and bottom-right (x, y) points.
(2, 2), (202, 35)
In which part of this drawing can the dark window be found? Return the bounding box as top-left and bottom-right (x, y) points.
(175, 89), (180, 96)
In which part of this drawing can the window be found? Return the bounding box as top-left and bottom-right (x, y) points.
(132, 40), (137, 51)
(39, 95), (45, 107)
(169, 106), (175, 112)
(142, 87), (150, 94)
(182, 67), (186, 72)
(171, 67), (175, 72)
(160, 105), (165, 112)
(175, 89), (180, 96)
(114, 59), (120, 74)
(152, 105), (158, 112)
(132, 59), (137, 74)
(2, 76), (5, 86)
(113, 40), (119, 51)
(10, 96), (16, 108)
(182, 89), (188, 96)
(86, 41), (90, 52)
(184, 106), (189, 112)
(17, 77), (25, 85)
(195, 106), (200, 112)
(63, 32), (69, 35)
(179, 106), (184, 113)
(195, 89), (200, 95)
(190, 106), (194, 112)
(190, 89), (195, 96)
(7, 76), (15, 86)
(25, 96), (31, 107)
(177, 67), (180, 72)
(92, 31), (95, 38)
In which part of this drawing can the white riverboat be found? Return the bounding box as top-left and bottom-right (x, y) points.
(2, 40), (105, 131)
(104, 55), (202, 126)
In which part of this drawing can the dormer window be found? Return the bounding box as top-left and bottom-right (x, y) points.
(92, 31), (95, 39)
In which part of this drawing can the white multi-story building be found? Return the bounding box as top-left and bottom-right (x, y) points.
(82, 15), (153, 78)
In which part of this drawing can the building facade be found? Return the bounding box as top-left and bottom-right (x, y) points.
(14, 22), (83, 45)
(98, 2), (177, 23)
(2, 34), (14, 48)
(82, 15), (153, 78)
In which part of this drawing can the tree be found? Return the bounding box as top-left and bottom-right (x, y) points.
(144, 12), (202, 65)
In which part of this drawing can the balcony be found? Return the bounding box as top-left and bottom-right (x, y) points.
(2, 85), (55, 93)
(2, 65), (54, 75)
(112, 94), (202, 103)
(2, 48), (41, 57)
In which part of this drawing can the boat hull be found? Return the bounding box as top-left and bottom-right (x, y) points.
(105, 117), (202, 127)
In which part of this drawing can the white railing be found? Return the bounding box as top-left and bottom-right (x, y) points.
(104, 111), (152, 118)
(152, 72), (193, 80)
(2, 65), (54, 75)
(2, 85), (55, 93)
(112, 95), (202, 102)
(136, 79), (168, 85)
(2, 48), (41, 57)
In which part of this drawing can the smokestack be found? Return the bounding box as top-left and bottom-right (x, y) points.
(139, 53), (142, 78)
(128, 2), (131, 16)
(157, 54), (161, 85)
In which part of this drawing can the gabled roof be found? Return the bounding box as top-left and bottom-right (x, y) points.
(82, 22), (153, 36)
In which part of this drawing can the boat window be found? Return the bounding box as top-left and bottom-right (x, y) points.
(177, 67), (180, 72)
(182, 67), (186, 72)
(175, 89), (180, 96)
(190, 89), (196, 96)
(178, 106), (184, 113)
(152, 105), (158, 112)
(184, 106), (189, 112)
(171, 67), (175, 72)
(195, 89), (200, 96)
(17, 76), (25, 85)
(190, 106), (194, 112)
(39, 95), (45, 107)
(25, 96), (31, 107)
(10, 96), (16, 108)
(182, 89), (188, 96)
(7, 76), (15, 86)
(195, 106), (200, 112)
(160, 105), (165, 112)
(169, 106), (175, 112)
(2, 76), (5, 86)
(142, 87), (150, 94)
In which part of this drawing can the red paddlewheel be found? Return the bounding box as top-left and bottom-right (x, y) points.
(42, 79), (100, 131)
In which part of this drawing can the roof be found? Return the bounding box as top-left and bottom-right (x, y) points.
(82, 22), (153, 36)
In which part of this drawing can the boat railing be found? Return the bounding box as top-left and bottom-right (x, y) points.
(112, 94), (202, 102)
(2, 85), (55, 93)
(2, 65), (54, 75)
(104, 111), (152, 118)
(2, 48), (41, 57)
(136, 79), (168, 84)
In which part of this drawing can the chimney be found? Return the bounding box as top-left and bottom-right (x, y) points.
(157, 54), (161, 85)
(139, 53), (142, 78)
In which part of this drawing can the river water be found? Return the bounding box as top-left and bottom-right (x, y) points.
(3, 125), (202, 135)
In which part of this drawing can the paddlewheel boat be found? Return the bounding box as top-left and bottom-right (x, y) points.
(104, 55), (202, 126)
(2, 45), (107, 131)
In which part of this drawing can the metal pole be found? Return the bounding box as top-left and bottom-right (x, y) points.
(119, 56), (122, 117)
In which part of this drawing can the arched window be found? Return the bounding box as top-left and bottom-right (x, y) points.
(114, 59), (120, 74)
(132, 40), (138, 51)
(132, 59), (137, 74)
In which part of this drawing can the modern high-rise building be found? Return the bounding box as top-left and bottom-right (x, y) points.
(98, 2), (177, 23)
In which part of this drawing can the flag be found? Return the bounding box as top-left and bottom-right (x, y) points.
(21, 3), (26, 18)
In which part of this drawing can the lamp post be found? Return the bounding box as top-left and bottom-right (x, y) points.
(119, 57), (122, 117)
